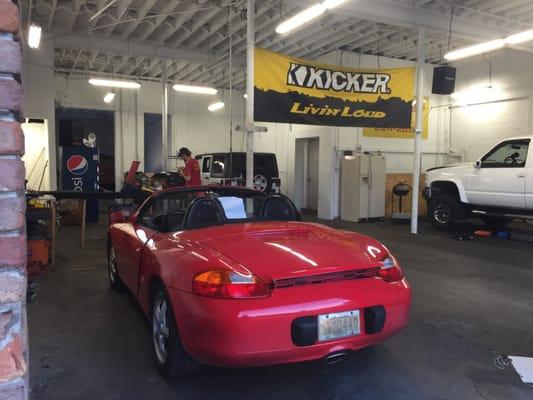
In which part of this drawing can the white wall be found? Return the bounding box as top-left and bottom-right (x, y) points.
(450, 48), (533, 162)
(22, 44), (533, 219)
(22, 40), (57, 189)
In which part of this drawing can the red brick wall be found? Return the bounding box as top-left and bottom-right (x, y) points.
(0, 1), (28, 399)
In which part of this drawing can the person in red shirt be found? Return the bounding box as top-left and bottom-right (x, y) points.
(178, 147), (201, 186)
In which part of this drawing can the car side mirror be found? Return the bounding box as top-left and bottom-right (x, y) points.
(474, 160), (482, 169)
(110, 210), (132, 224)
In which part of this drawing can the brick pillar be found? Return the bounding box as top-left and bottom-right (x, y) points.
(0, 1), (28, 399)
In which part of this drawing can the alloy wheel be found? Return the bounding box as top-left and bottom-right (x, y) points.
(108, 246), (117, 283)
(152, 293), (170, 365)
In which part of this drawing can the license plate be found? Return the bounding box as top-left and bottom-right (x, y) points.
(318, 310), (360, 342)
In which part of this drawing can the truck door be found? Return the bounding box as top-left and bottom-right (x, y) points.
(200, 155), (212, 185)
(466, 139), (529, 209)
(526, 142), (533, 209)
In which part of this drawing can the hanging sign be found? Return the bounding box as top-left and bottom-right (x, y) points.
(254, 47), (414, 128)
(363, 98), (430, 139)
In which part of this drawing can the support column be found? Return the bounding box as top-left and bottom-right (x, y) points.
(0, 1), (29, 399)
(411, 27), (425, 234)
(161, 59), (169, 171)
(245, 0), (255, 188)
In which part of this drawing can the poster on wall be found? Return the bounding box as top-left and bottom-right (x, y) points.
(254, 47), (414, 128)
(363, 98), (430, 139)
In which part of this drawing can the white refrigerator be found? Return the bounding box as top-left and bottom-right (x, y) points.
(340, 154), (386, 222)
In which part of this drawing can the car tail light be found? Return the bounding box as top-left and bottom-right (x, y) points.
(192, 268), (270, 299)
(378, 255), (404, 282)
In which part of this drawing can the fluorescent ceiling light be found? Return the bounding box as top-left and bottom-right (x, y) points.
(323, 0), (348, 8)
(451, 85), (501, 105)
(505, 29), (533, 45)
(28, 24), (42, 49)
(444, 39), (505, 61)
(444, 27), (533, 62)
(208, 101), (225, 112)
(276, 0), (349, 34)
(173, 84), (217, 95)
(276, 4), (326, 34)
(89, 78), (141, 89)
(103, 92), (115, 103)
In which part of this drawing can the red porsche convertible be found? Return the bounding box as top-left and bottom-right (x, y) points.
(108, 186), (411, 377)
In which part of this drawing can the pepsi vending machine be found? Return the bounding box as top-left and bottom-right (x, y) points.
(62, 146), (100, 222)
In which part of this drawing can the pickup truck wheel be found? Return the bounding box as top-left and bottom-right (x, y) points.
(428, 194), (466, 230)
(151, 285), (202, 378)
(480, 216), (512, 230)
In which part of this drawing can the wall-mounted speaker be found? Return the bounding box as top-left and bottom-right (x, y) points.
(432, 66), (456, 95)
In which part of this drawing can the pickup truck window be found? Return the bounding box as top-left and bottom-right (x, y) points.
(201, 157), (211, 173)
(211, 155), (226, 178)
(481, 140), (530, 168)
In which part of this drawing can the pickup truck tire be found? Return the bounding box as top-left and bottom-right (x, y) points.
(428, 194), (467, 230)
(480, 215), (512, 230)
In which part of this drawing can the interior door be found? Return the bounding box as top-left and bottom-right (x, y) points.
(466, 139), (529, 209)
(200, 155), (212, 185)
(307, 139), (319, 211)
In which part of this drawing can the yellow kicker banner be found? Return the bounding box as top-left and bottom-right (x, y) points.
(254, 47), (415, 128)
(363, 98), (430, 139)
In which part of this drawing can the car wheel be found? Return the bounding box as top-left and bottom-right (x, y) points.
(108, 242), (126, 291)
(428, 194), (467, 230)
(151, 285), (202, 378)
(253, 170), (272, 193)
(480, 215), (512, 230)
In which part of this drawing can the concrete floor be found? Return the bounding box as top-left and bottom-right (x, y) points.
(28, 218), (533, 400)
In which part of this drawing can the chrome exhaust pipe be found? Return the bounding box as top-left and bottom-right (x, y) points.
(324, 351), (349, 365)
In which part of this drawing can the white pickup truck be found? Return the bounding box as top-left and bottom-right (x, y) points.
(424, 137), (533, 229)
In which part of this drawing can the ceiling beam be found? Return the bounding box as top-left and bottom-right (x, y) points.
(53, 34), (244, 66)
(67, 0), (83, 33)
(47, 0), (58, 31)
(136, 0), (180, 42)
(173, 7), (223, 47)
(102, 0), (133, 37)
(141, 59), (160, 76)
(119, 0), (158, 39)
(163, 2), (225, 46)
(155, 1), (198, 44)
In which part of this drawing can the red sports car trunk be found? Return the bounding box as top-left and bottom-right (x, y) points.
(197, 222), (386, 281)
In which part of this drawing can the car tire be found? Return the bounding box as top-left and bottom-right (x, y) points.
(480, 215), (513, 230)
(253, 170), (272, 193)
(428, 194), (467, 230)
(107, 241), (126, 291)
(151, 284), (202, 378)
